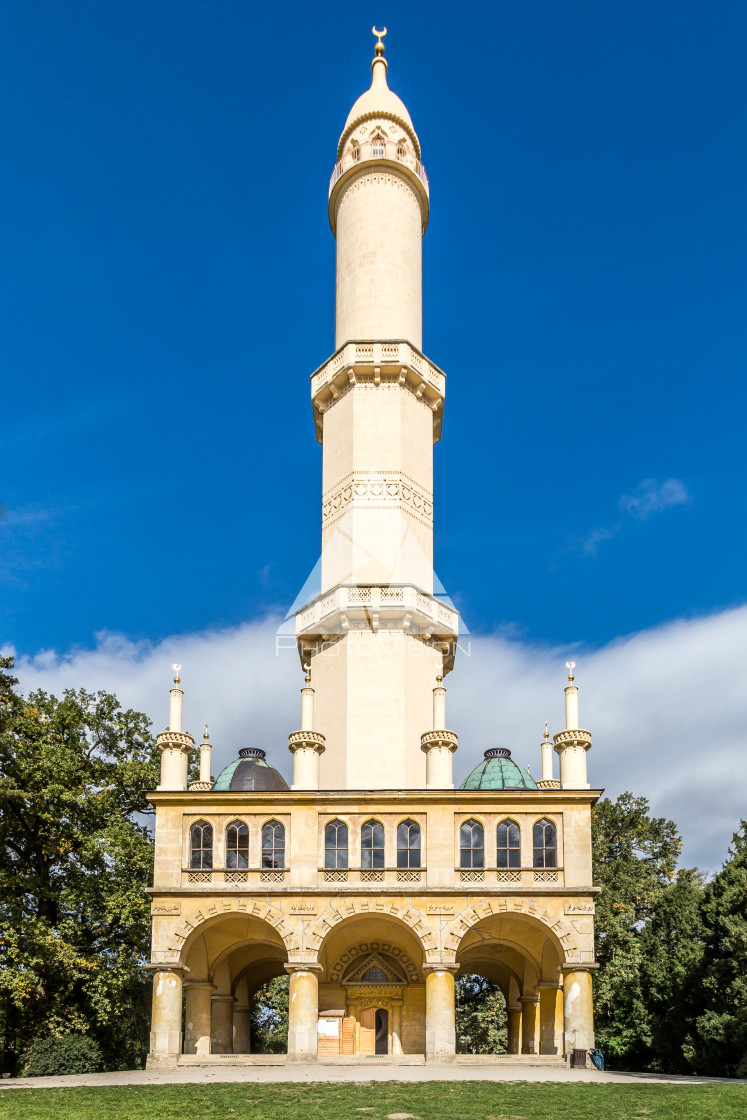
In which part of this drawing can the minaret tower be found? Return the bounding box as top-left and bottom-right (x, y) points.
(295, 30), (458, 789)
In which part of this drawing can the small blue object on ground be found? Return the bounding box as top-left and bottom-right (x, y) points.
(590, 1049), (605, 1071)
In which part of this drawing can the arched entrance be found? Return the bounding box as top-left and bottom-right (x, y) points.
(456, 912), (564, 1056)
(316, 912), (425, 1055)
(181, 913), (289, 1055)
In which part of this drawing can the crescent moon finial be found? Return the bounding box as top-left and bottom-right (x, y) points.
(372, 26), (387, 57)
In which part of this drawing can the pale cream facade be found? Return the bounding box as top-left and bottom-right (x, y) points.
(146, 30), (599, 1067)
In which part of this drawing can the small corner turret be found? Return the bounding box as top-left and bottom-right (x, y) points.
(156, 664), (195, 790)
(552, 661), (593, 789)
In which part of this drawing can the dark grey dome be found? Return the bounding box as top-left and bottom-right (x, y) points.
(212, 748), (290, 792)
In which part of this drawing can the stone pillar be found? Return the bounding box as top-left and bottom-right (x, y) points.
(233, 1004), (251, 1054)
(184, 982), (214, 1055)
(286, 965), (320, 1061)
(211, 995), (236, 1054)
(563, 967), (595, 1053)
(539, 983), (563, 1055)
(391, 1001), (403, 1055)
(507, 1004), (522, 1055)
(520, 994), (539, 1055)
(424, 966), (457, 1060)
(149, 969), (183, 1060)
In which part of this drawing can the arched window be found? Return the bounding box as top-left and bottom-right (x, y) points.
(226, 820), (249, 869)
(350, 140), (360, 162)
(533, 818), (557, 868)
(397, 142), (407, 160)
(324, 818), (348, 869)
(397, 819), (421, 868)
(190, 820), (213, 870)
(460, 819), (484, 868)
(261, 819), (285, 869)
(361, 819), (385, 869)
(497, 819), (521, 869)
(371, 136), (385, 158)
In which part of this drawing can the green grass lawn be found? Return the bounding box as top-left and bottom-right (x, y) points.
(0, 1081), (745, 1120)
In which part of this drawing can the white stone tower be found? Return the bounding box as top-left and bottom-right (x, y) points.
(295, 30), (458, 789)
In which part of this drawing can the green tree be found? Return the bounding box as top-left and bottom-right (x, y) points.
(455, 973), (507, 1054)
(591, 792), (683, 1069)
(688, 823), (747, 1077)
(249, 976), (289, 1053)
(0, 656), (159, 1074)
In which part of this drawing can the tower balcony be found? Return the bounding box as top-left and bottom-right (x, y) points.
(310, 340), (446, 444)
(296, 583), (459, 673)
(328, 140), (430, 234)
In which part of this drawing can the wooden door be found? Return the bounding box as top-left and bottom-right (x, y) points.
(359, 1006), (376, 1056)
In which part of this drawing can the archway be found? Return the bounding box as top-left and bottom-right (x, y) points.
(316, 912), (426, 1055)
(456, 913), (565, 1056)
(181, 913), (289, 1055)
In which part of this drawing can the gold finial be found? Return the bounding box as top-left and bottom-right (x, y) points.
(172, 662), (181, 685)
(566, 660), (576, 683)
(372, 26), (387, 56)
(304, 662), (311, 685)
(203, 723), (209, 742)
(543, 721), (549, 740)
(436, 675), (443, 685)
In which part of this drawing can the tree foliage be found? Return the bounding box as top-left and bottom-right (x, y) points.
(0, 655), (159, 1074)
(455, 973), (507, 1054)
(249, 976), (289, 1053)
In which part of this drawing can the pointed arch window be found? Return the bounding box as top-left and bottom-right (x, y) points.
(261, 819), (285, 869)
(371, 136), (386, 158)
(226, 820), (249, 869)
(190, 820), (213, 870)
(497, 819), (521, 869)
(397, 819), (421, 868)
(533, 818), (557, 869)
(460, 818), (484, 868)
(361, 819), (385, 869)
(350, 140), (360, 162)
(397, 142), (407, 160)
(325, 818), (348, 869)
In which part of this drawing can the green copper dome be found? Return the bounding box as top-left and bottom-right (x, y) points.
(459, 748), (538, 791)
(212, 748), (289, 793)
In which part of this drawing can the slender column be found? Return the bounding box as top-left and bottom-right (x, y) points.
(520, 994), (539, 1054)
(233, 1004), (251, 1054)
(506, 1004), (522, 1055)
(424, 966), (457, 1060)
(211, 995), (236, 1054)
(391, 1001), (403, 1055)
(286, 965), (320, 1061)
(148, 969), (183, 1060)
(541, 723), (554, 781)
(199, 726), (212, 784)
(563, 967), (595, 1053)
(539, 983), (563, 1055)
(184, 982), (214, 1055)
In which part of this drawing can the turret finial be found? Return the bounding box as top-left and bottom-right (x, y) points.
(436, 674), (443, 685)
(372, 26), (387, 57)
(203, 723), (209, 742)
(543, 721), (549, 740)
(303, 662), (311, 685)
(566, 660), (576, 683)
(172, 662), (181, 685)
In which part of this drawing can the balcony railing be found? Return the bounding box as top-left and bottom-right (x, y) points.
(182, 866), (289, 886)
(329, 140), (429, 198)
(319, 866), (426, 886)
(454, 867), (564, 887)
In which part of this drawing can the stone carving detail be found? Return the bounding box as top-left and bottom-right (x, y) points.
(322, 471), (433, 528)
(324, 870), (349, 883)
(151, 901), (181, 915)
(169, 896), (294, 957)
(225, 871), (248, 884)
(290, 902), (318, 915)
(360, 869), (385, 882)
(188, 871), (211, 884)
(565, 903), (595, 914)
(440, 896), (579, 959)
(306, 898), (435, 956)
(460, 870), (485, 883)
(330, 940), (418, 983)
(396, 870), (422, 883)
(335, 172), (420, 221)
(426, 903), (455, 916)
(496, 870), (522, 884)
(533, 871), (558, 884)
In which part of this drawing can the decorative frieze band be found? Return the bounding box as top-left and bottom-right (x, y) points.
(322, 471), (433, 528)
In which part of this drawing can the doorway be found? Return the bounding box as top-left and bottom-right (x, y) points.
(360, 1006), (389, 1055)
(375, 1008), (388, 1054)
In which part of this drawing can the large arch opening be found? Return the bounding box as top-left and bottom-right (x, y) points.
(182, 913), (289, 1055)
(456, 913), (564, 1056)
(316, 912), (426, 1055)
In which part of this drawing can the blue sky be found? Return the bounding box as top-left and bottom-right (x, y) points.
(3, 0), (746, 653)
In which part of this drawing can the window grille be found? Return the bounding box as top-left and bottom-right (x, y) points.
(361, 819), (385, 869)
(325, 818), (349, 869)
(261, 819), (285, 869)
(190, 821), (213, 870)
(533, 818), (557, 868)
(497, 819), (521, 869)
(397, 819), (421, 869)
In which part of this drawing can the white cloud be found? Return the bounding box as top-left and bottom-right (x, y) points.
(618, 478), (690, 520)
(9, 603), (747, 874)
